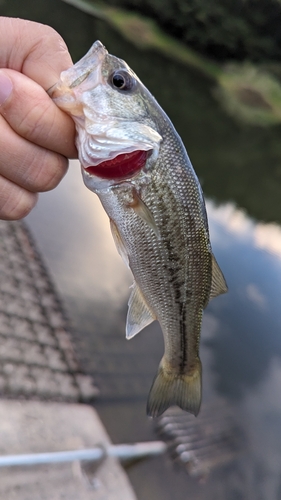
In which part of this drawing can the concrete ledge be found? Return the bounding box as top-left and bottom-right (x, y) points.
(0, 400), (137, 500)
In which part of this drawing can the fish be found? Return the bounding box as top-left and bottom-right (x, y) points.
(49, 41), (227, 418)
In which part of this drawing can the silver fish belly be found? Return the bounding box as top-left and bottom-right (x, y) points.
(50, 41), (227, 417)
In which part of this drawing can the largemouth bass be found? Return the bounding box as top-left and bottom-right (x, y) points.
(49, 41), (227, 417)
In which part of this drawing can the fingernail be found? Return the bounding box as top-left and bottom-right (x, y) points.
(0, 71), (13, 105)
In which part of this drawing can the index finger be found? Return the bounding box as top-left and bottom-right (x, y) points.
(0, 17), (72, 89)
(0, 68), (77, 159)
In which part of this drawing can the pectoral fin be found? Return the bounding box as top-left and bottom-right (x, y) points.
(110, 219), (129, 268)
(209, 255), (228, 301)
(126, 282), (156, 339)
(128, 189), (160, 239)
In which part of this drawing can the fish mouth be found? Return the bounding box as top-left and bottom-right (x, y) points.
(48, 40), (162, 180)
(83, 149), (149, 180)
(47, 40), (107, 114)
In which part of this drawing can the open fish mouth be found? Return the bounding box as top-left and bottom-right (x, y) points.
(49, 39), (162, 181)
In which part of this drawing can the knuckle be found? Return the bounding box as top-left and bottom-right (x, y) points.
(28, 24), (70, 68)
(43, 156), (68, 191)
(27, 152), (68, 192)
(0, 180), (37, 220)
(25, 23), (67, 53)
(39, 25), (67, 50)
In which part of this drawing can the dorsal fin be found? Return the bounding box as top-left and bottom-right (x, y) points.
(126, 282), (156, 339)
(209, 255), (228, 301)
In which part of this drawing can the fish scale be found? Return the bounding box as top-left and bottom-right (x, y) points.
(50, 40), (227, 418)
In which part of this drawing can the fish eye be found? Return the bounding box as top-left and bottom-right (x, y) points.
(110, 71), (135, 91)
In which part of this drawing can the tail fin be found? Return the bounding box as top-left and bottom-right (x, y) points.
(147, 358), (202, 418)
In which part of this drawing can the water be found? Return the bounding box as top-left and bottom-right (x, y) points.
(2, 0), (281, 498)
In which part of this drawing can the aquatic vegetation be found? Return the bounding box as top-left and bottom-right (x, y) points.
(62, 0), (281, 127)
(217, 63), (281, 126)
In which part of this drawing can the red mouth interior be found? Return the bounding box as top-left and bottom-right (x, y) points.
(85, 150), (148, 180)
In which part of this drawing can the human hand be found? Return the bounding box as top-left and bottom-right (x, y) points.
(0, 17), (77, 220)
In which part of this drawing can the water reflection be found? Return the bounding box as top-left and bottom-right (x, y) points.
(239, 358), (281, 499)
(205, 200), (281, 401)
(208, 200), (281, 259)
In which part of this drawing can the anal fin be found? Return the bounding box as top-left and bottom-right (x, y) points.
(126, 282), (156, 339)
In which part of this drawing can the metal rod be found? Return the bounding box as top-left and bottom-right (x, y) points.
(0, 441), (167, 467)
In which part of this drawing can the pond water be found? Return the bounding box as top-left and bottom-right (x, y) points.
(3, 0), (281, 498)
